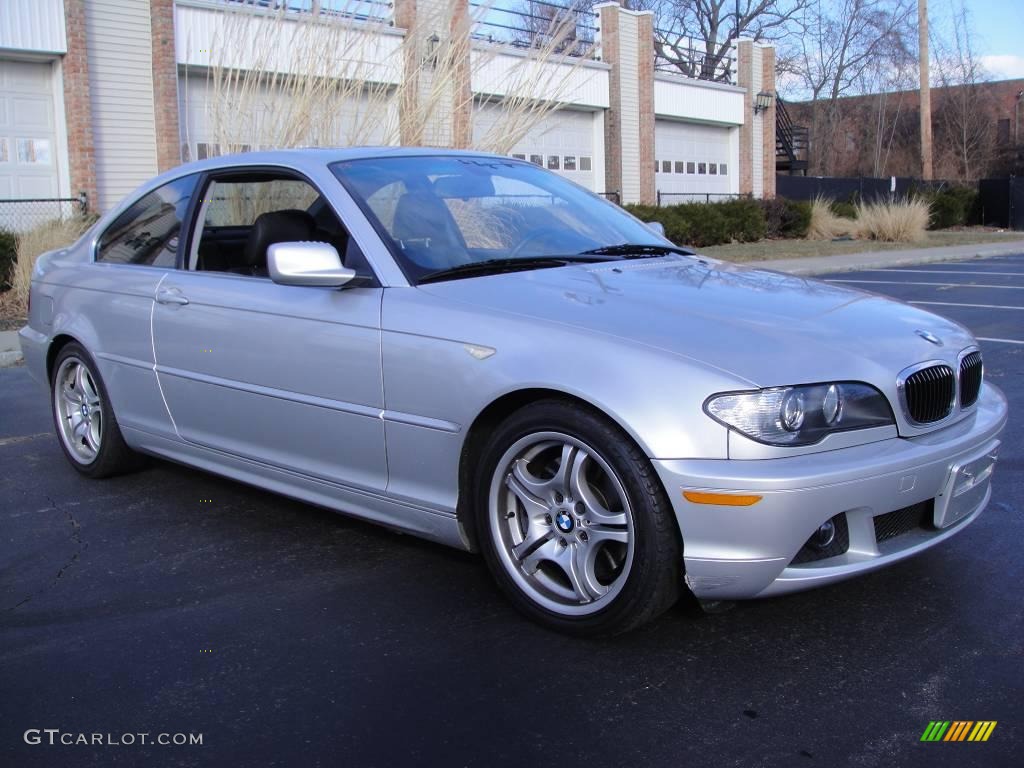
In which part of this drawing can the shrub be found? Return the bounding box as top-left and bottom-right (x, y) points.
(926, 186), (979, 229)
(854, 198), (930, 242)
(0, 228), (17, 292)
(760, 198), (812, 239)
(808, 196), (855, 240)
(624, 198), (765, 247)
(829, 200), (857, 220)
(8, 217), (94, 315)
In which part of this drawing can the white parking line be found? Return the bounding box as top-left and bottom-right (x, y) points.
(977, 337), (1024, 345)
(910, 300), (1024, 310)
(827, 279), (1024, 289)
(854, 269), (1024, 277)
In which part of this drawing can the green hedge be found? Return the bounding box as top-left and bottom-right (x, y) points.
(0, 228), (17, 292)
(624, 197), (811, 247)
(924, 187), (979, 229)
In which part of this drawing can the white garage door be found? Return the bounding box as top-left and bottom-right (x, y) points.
(654, 119), (734, 200)
(473, 104), (596, 191)
(178, 74), (398, 160)
(0, 60), (60, 202)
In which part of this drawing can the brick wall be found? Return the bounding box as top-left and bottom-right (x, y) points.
(736, 41), (753, 196)
(599, 5), (622, 197)
(150, 0), (181, 172)
(61, 0), (97, 207)
(760, 46), (776, 198)
(636, 11), (655, 205)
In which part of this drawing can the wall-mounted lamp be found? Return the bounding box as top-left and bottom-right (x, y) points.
(426, 33), (441, 68)
(754, 91), (774, 114)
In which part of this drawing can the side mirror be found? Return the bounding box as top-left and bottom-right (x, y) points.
(645, 221), (666, 237)
(267, 242), (356, 287)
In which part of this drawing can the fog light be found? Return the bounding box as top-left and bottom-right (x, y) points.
(811, 519), (836, 550)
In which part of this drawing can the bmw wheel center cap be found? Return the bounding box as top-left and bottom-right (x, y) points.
(555, 511), (575, 533)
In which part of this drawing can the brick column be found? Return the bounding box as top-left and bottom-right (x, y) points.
(737, 40), (776, 199)
(736, 40), (754, 196)
(150, 0), (181, 171)
(61, 0), (97, 208)
(394, 0), (473, 148)
(597, 3), (656, 205)
(760, 45), (776, 199)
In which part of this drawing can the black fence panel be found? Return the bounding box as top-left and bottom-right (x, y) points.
(978, 179), (1011, 227)
(776, 175), (951, 203)
(1014, 178), (1024, 231)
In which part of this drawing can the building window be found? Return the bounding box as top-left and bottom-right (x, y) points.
(579, 156), (592, 171)
(709, 163), (718, 175)
(563, 155), (577, 171)
(674, 161), (684, 173)
(697, 162), (706, 174)
(662, 160), (672, 173)
(511, 153), (526, 160)
(997, 118), (1010, 145)
(529, 154), (543, 166)
(547, 155), (560, 170)
(686, 161), (695, 174)
(0, 138), (8, 163)
(16, 138), (51, 164)
(719, 163), (728, 175)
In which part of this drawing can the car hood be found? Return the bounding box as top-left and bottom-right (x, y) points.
(418, 255), (975, 389)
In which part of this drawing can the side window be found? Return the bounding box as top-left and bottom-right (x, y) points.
(192, 173), (372, 280)
(97, 174), (198, 266)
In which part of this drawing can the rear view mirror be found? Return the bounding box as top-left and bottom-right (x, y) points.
(645, 221), (666, 237)
(267, 242), (355, 287)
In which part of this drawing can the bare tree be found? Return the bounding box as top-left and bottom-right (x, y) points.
(785, 0), (915, 174)
(634, 0), (807, 81)
(931, 1), (996, 179)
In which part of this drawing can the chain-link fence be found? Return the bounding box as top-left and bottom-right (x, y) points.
(0, 194), (90, 234)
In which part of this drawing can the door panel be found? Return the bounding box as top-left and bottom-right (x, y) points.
(151, 271), (387, 492)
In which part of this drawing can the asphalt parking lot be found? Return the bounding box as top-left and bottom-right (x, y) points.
(2, 254), (1022, 767)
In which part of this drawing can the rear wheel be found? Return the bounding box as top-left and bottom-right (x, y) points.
(51, 342), (138, 478)
(476, 400), (682, 635)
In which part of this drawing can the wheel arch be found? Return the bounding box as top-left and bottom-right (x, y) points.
(455, 387), (663, 551)
(46, 333), (82, 384)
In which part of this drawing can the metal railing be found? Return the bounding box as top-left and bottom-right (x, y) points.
(657, 191), (743, 206)
(653, 29), (735, 84)
(223, 0), (393, 24)
(0, 194), (90, 233)
(470, 0), (598, 58)
(598, 191), (620, 204)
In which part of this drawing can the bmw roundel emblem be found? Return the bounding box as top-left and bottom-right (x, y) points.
(915, 329), (943, 346)
(555, 511), (575, 533)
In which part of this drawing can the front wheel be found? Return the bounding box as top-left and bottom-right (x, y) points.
(475, 400), (682, 635)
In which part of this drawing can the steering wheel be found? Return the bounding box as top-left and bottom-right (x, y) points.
(509, 227), (578, 259)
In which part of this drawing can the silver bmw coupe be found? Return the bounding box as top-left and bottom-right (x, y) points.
(20, 149), (1007, 634)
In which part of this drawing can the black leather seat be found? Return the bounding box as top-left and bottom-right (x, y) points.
(242, 209), (316, 276)
(392, 192), (468, 269)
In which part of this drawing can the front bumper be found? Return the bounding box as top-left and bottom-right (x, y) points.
(654, 383), (1008, 600)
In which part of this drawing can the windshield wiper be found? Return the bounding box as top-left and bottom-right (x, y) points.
(578, 243), (695, 258)
(418, 256), (607, 284)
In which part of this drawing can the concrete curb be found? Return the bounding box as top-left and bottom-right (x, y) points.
(0, 330), (22, 368)
(748, 239), (1024, 276)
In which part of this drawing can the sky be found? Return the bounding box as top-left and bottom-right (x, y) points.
(946, 0), (1024, 79)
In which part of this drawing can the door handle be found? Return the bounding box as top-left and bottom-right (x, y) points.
(156, 287), (189, 306)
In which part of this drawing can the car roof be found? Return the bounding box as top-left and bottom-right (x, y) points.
(173, 146), (515, 175)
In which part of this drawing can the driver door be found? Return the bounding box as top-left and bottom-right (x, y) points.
(150, 169), (388, 492)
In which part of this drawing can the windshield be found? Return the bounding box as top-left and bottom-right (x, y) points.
(330, 156), (670, 282)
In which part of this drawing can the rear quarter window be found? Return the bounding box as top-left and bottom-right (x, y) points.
(97, 174), (199, 266)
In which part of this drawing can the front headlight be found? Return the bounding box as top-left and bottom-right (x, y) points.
(704, 382), (894, 446)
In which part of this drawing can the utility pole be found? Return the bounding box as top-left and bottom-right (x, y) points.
(918, 0), (933, 180)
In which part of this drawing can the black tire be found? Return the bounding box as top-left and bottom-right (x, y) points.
(475, 399), (682, 635)
(50, 342), (139, 478)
